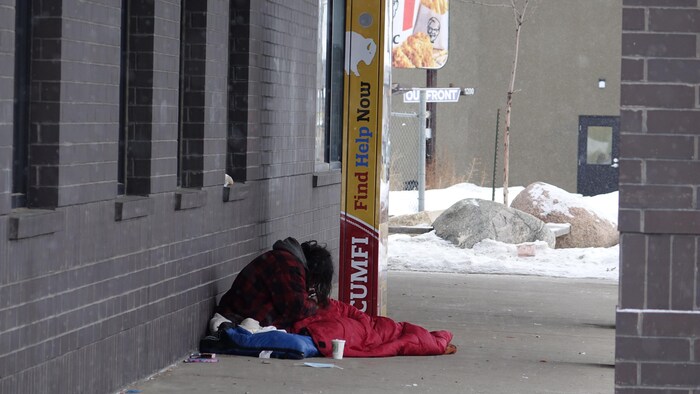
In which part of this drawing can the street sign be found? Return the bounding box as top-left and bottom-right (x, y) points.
(403, 87), (461, 103)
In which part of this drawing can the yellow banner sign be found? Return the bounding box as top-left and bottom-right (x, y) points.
(339, 0), (390, 317)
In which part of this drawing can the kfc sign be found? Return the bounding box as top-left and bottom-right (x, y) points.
(391, 0), (449, 69)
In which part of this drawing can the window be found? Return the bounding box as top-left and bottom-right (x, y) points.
(586, 126), (613, 165)
(12, 0), (32, 208)
(315, 0), (345, 172)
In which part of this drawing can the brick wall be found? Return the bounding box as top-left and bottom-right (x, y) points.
(616, 0), (700, 392)
(0, 1), (340, 393)
(59, 0), (121, 206)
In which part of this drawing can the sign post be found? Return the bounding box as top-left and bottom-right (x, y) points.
(396, 87), (474, 211)
(418, 90), (427, 211)
(338, 0), (391, 316)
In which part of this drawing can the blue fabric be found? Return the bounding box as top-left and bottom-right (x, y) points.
(200, 326), (320, 360)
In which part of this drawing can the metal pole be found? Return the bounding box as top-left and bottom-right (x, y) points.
(426, 70), (437, 182)
(418, 90), (427, 212)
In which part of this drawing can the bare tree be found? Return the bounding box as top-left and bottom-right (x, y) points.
(502, 0), (534, 206)
(460, 0), (536, 205)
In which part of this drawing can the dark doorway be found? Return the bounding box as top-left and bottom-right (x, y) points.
(577, 115), (620, 196)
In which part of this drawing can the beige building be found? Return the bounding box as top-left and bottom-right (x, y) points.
(392, 0), (621, 195)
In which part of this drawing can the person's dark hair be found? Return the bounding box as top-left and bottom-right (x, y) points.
(301, 240), (333, 307)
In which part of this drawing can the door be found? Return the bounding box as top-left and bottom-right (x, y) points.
(577, 115), (620, 196)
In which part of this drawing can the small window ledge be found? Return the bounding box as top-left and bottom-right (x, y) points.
(9, 208), (65, 240)
(115, 196), (153, 221)
(313, 170), (341, 187)
(223, 183), (249, 203)
(175, 189), (207, 211)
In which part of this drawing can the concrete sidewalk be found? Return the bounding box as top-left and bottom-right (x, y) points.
(124, 272), (617, 394)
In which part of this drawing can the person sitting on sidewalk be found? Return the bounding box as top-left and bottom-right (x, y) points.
(212, 237), (457, 356)
(215, 237), (333, 330)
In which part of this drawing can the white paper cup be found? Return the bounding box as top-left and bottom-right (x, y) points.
(331, 339), (346, 360)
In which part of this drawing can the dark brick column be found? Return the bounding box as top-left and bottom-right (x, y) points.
(124, 0), (182, 196)
(27, 0), (62, 208)
(125, 0), (156, 195)
(179, 0), (206, 188)
(227, 0), (252, 182)
(0, 2), (14, 215)
(616, 0), (700, 391)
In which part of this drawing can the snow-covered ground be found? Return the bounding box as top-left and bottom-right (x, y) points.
(387, 183), (620, 281)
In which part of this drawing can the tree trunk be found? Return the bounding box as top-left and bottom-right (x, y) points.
(503, 8), (524, 206)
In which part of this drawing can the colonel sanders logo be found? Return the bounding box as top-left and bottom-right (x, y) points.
(427, 17), (440, 43)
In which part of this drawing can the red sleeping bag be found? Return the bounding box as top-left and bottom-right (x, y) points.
(292, 299), (453, 357)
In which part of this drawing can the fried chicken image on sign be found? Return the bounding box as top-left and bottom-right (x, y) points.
(392, 32), (436, 68)
(421, 0), (448, 14)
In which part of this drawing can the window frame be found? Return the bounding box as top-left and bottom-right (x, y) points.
(315, 0), (345, 173)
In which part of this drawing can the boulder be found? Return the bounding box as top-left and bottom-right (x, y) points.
(388, 210), (445, 227)
(510, 182), (618, 248)
(432, 198), (555, 249)
(388, 211), (433, 227)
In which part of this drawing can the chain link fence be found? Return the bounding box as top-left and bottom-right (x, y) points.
(389, 109), (496, 194)
(388, 111), (422, 192)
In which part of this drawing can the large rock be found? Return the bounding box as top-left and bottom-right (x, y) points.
(388, 210), (445, 227)
(432, 198), (555, 249)
(388, 211), (432, 227)
(510, 182), (618, 249)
